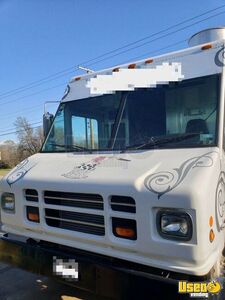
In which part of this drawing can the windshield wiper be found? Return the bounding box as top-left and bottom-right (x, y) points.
(123, 133), (200, 151)
(49, 143), (90, 152)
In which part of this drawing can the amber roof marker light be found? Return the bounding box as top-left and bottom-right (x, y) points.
(145, 59), (154, 64)
(128, 63), (136, 69)
(201, 44), (212, 50)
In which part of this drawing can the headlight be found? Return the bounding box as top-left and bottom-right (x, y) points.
(1, 193), (15, 212)
(157, 210), (192, 241)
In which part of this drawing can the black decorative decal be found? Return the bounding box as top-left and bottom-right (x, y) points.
(6, 159), (36, 186)
(215, 172), (225, 231)
(61, 85), (70, 100)
(215, 46), (225, 67)
(144, 151), (216, 199)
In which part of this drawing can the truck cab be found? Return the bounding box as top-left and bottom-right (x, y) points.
(1, 28), (225, 297)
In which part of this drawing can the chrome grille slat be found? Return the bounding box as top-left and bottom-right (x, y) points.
(46, 219), (105, 236)
(110, 202), (135, 207)
(45, 216), (105, 228)
(45, 209), (104, 224)
(44, 195), (103, 204)
(25, 189), (38, 202)
(44, 191), (104, 210)
(44, 191), (105, 236)
(110, 196), (136, 213)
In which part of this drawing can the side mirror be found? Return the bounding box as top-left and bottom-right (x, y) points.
(43, 112), (54, 138)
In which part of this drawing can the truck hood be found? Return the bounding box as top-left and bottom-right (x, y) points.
(1, 147), (219, 198)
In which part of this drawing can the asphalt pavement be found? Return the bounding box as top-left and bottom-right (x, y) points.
(0, 261), (84, 300)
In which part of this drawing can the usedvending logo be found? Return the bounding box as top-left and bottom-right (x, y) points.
(178, 280), (222, 298)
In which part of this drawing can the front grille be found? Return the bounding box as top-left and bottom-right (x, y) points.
(110, 196), (136, 213)
(44, 191), (104, 210)
(25, 189), (38, 202)
(45, 208), (105, 236)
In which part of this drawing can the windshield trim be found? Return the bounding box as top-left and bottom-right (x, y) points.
(109, 92), (128, 149)
(40, 144), (218, 154)
(41, 102), (65, 152)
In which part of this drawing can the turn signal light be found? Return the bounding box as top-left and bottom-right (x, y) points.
(209, 216), (214, 227)
(28, 213), (39, 222)
(27, 206), (40, 223)
(209, 229), (215, 243)
(115, 227), (136, 239)
(112, 217), (137, 240)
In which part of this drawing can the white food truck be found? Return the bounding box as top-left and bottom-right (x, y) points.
(1, 28), (225, 298)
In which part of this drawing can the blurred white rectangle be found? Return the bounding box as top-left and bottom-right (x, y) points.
(87, 62), (184, 94)
(53, 256), (79, 280)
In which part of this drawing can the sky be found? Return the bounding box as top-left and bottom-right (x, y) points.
(0, 0), (225, 142)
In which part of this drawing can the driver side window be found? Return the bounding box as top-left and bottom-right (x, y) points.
(71, 116), (98, 149)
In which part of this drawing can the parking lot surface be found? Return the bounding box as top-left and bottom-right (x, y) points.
(0, 261), (86, 300)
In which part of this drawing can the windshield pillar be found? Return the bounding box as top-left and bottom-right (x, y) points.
(218, 63), (225, 150)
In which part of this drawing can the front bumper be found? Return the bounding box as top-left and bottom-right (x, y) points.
(0, 234), (209, 294)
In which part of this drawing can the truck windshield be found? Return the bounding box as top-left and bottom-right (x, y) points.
(41, 74), (220, 153)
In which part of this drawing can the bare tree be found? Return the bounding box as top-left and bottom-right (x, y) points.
(0, 140), (18, 167)
(14, 117), (44, 159)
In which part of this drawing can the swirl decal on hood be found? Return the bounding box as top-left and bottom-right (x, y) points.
(6, 159), (36, 186)
(215, 46), (225, 67)
(144, 151), (217, 199)
(215, 172), (225, 231)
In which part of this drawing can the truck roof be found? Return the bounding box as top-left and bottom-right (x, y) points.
(62, 39), (225, 102)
